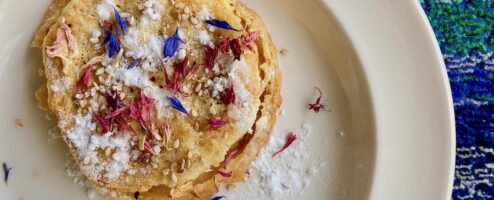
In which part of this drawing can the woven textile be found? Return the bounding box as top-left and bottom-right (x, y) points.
(421, 1), (494, 199)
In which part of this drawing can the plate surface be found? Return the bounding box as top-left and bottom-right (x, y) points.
(0, 0), (454, 200)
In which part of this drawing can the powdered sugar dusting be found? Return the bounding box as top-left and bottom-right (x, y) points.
(222, 122), (321, 200)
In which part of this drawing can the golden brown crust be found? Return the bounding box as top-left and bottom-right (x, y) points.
(35, 0), (281, 199)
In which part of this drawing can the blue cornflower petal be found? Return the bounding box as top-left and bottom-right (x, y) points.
(114, 7), (127, 33)
(163, 28), (184, 58)
(205, 19), (240, 31)
(210, 196), (225, 200)
(102, 29), (112, 45)
(108, 34), (121, 58)
(167, 96), (188, 115)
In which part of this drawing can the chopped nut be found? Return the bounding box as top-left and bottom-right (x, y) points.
(185, 159), (191, 169)
(191, 110), (198, 117)
(175, 2), (185, 8)
(195, 83), (202, 92)
(75, 93), (83, 100)
(180, 159), (185, 171)
(79, 100), (88, 108)
(15, 118), (24, 128)
(173, 139), (180, 149)
(171, 172), (177, 184)
(119, 92), (126, 100)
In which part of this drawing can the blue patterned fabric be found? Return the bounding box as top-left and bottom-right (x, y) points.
(421, 1), (494, 199)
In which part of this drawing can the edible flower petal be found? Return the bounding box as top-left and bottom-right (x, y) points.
(128, 58), (142, 69)
(205, 19), (241, 31)
(93, 111), (110, 133)
(222, 133), (253, 168)
(134, 192), (140, 200)
(2, 162), (12, 185)
(272, 132), (298, 157)
(76, 66), (92, 90)
(211, 167), (232, 178)
(46, 18), (78, 58)
(164, 28), (184, 58)
(167, 96), (189, 115)
(205, 46), (219, 70)
(208, 118), (228, 129)
(229, 38), (242, 61)
(241, 31), (259, 50)
(114, 7), (126, 33)
(210, 196), (225, 200)
(308, 87), (330, 113)
(222, 80), (236, 105)
(108, 33), (121, 58)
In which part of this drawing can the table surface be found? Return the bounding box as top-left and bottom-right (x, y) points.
(421, 1), (494, 199)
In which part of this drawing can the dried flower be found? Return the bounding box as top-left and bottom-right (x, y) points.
(208, 118), (228, 129)
(76, 66), (92, 90)
(164, 28), (184, 58)
(3, 162), (12, 185)
(272, 132), (298, 157)
(133, 191), (140, 200)
(102, 29), (121, 58)
(113, 7), (126, 33)
(211, 166), (232, 178)
(46, 19), (77, 58)
(241, 31), (259, 50)
(167, 96), (188, 115)
(210, 196), (225, 200)
(222, 80), (236, 105)
(105, 106), (128, 120)
(128, 58), (142, 69)
(308, 87), (330, 113)
(229, 38), (242, 60)
(223, 133), (253, 168)
(204, 46), (219, 70)
(205, 19), (240, 31)
(218, 38), (231, 54)
(93, 111), (110, 133)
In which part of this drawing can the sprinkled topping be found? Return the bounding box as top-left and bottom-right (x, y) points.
(208, 118), (228, 129)
(102, 30), (121, 58)
(308, 87), (331, 113)
(167, 96), (188, 115)
(2, 162), (12, 185)
(205, 18), (240, 31)
(163, 28), (184, 58)
(204, 46), (219, 70)
(222, 80), (236, 105)
(113, 7), (127, 33)
(15, 118), (23, 128)
(223, 133), (253, 168)
(211, 166), (232, 178)
(134, 191), (140, 200)
(77, 66), (93, 90)
(210, 196), (225, 200)
(272, 132), (298, 157)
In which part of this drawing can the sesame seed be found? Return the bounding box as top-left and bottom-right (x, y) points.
(15, 118), (24, 128)
(191, 110), (198, 117)
(75, 93), (83, 100)
(173, 139), (180, 148)
(187, 151), (193, 159)
(195, 83), (202, 92)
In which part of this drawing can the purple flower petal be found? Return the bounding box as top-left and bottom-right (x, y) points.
(3, 162), (12, 185)
(205, 19), (240, 31)
(163, 28), (184, 58)
(167, 96), (188, 115)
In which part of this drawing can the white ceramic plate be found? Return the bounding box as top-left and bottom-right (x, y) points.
(0, 0), (455, 200)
